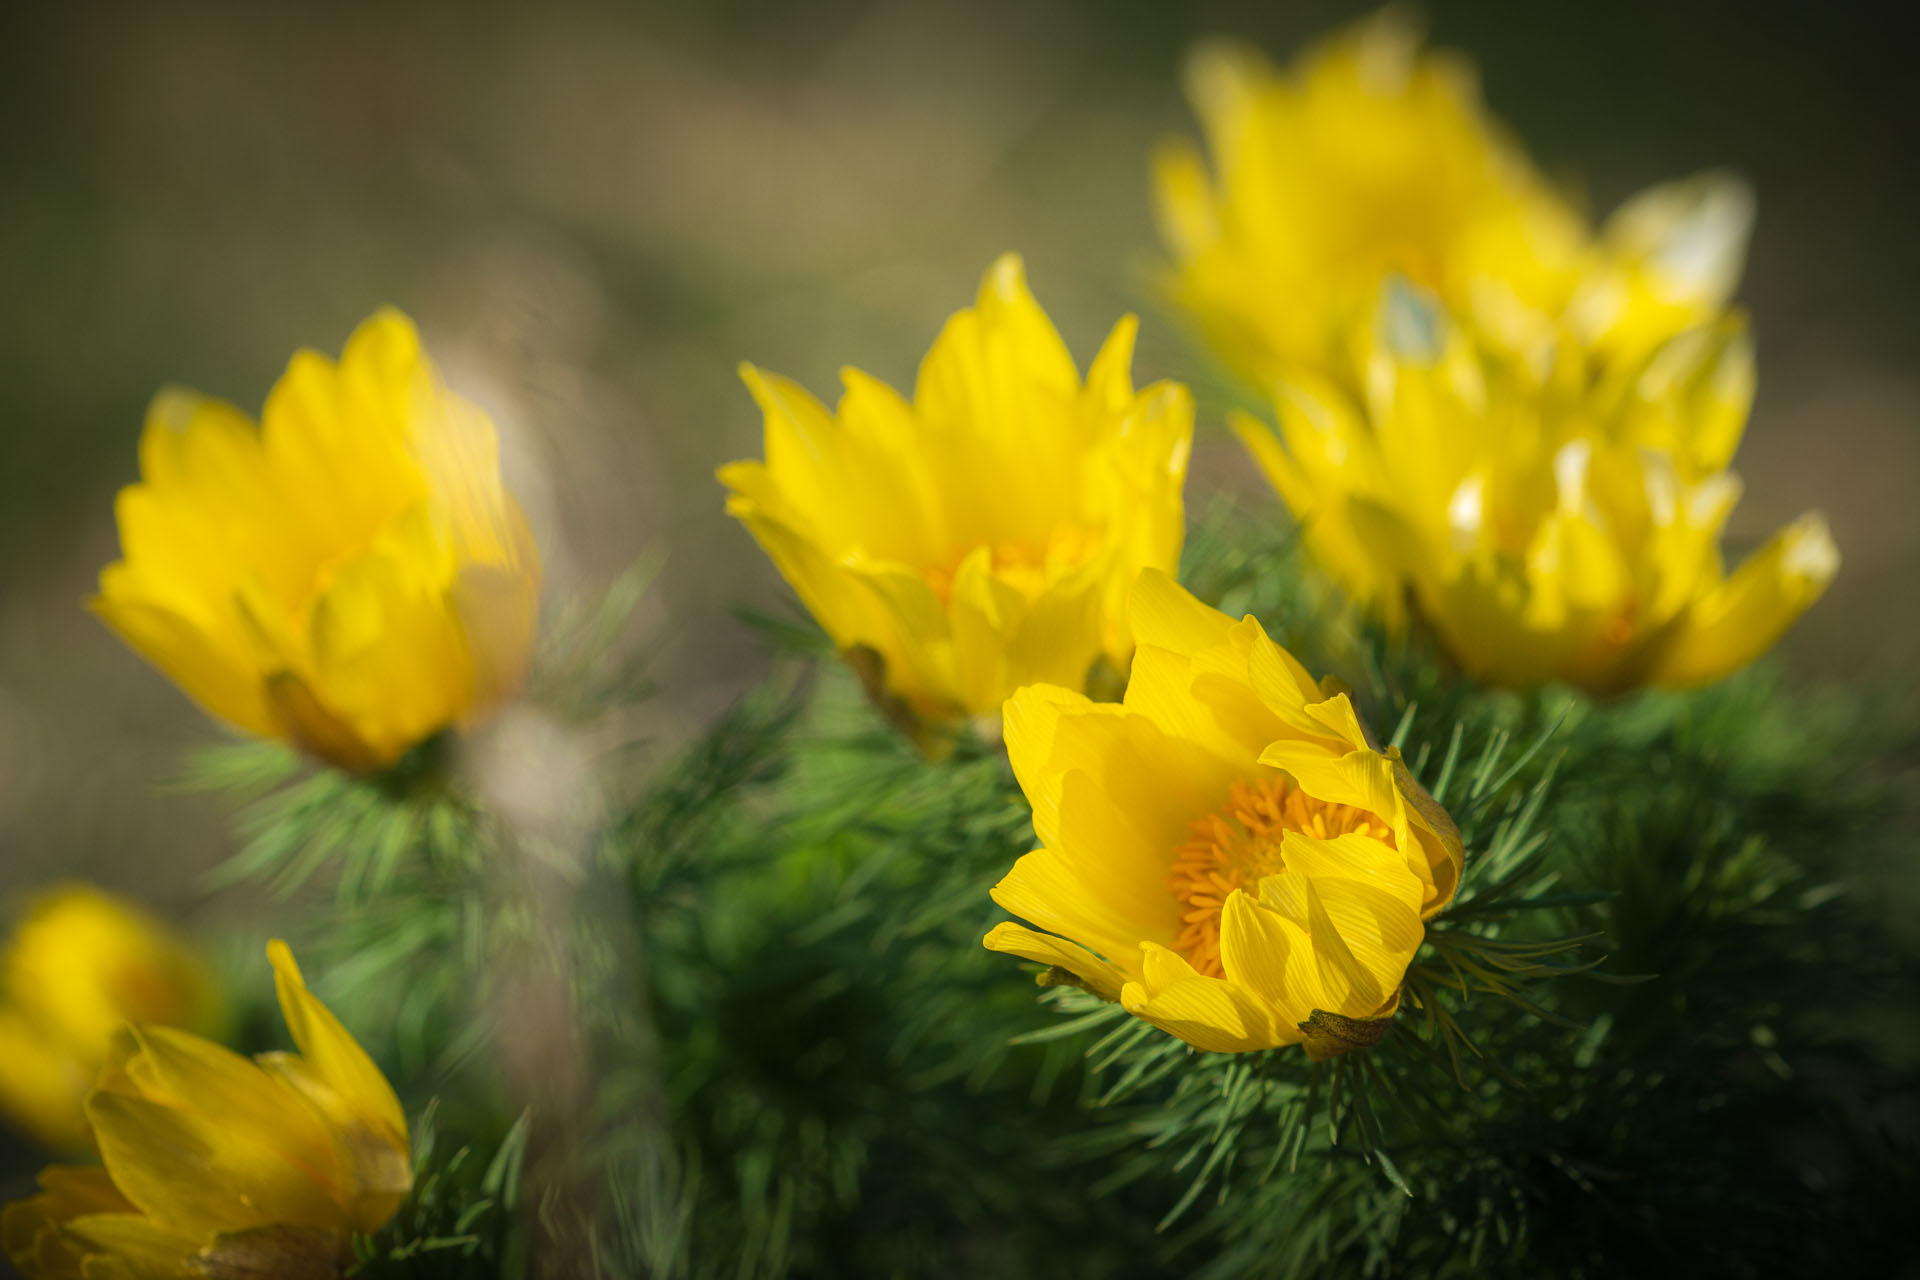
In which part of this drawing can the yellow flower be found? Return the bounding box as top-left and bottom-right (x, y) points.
(720, 254), (1193, 743)
(93, 308), (542, 772)
(1152, 12), (1750, 388)
(2, 942), (411, 1280)
(1233, 283), (1838, 693)
(984, 570), (1463, 1056)
(0, 885), (222, 1152)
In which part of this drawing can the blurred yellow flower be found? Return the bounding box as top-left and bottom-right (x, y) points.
(721, 254), (1193, 744)
(984, 571), (1463, 1056)
(1234, 283), (1838, 693)
(3, 942), (411, 1280)
(93, 308), (542, 772)
(0, 885), (221, 1152)
(1152, 12), (1751, 388)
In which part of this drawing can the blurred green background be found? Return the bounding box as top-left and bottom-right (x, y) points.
(0, 0), (1915, 1230)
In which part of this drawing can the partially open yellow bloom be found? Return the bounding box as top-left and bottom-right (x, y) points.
(93, 308), (542, 772)
(720, 255), (1193, 741)
(1234, 283), (1838, 693)
(985, 571), (1463, 1056)
(1152, 13), (1751, 388)
(0, 886), (221, 1152)
(3, 942), (411, 1279)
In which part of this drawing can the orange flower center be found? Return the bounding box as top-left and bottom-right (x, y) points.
(921, 524), (1104, 604)
(1167, 773), (1395, 978)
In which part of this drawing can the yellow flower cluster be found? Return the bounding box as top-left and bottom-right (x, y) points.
(721, 254), (1193, 746)
(0, 887), (221, 1152)
(985, 572), (1462, 1055)
(1154, 15), (1834, 692)
(94, 309), (542, 772)
(3, 943), (410, 1280)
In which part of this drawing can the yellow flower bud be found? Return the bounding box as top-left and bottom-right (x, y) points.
(92, 309), (542, 772)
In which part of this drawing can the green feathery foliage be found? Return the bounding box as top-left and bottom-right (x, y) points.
(189, 505), (1916, 1280)
(574, 663), (1163, 1278)
(351, 1107), (530, 1280)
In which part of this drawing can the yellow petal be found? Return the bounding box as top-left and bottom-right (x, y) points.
(982, 923), (1125, 1000)
(1273, 835), (1424, 1003)
(267, 943), (409, 1166)
(1002, 563), (1110, 695)
(1047, 701), (1239, 855)
(1123, 644), (1249, 769)
(2, 1165), (139, 1280)
(449, 553), (541, 721)
(1257, 871), (1383, 1013)
(1257, 741), (1402, 834)
(302, 538), (471, 765)
(1082, 314), (1140, 418)
(112, 1025), (338, 1190)
(834, 368), (949, 564)
(721, 486), (865, 650)
(1245, 632), (1364, 749)
(843, 559), (962, 716)
(30, 1166), (134, 1216)
(254, 1053), (412, 1235)
(261, 671), (381, 774)
(968, 253), (1080, 399)
(1149, 138), (1220, 262)
(1126, 568), (1235, 657)
(1120, 943), (1286, 1053)
(1616, 171), (1754, 299)
(88, 587), (279, 742)
(1002, 683), (1100, 849)
(85, 1084), (328, 1240)
(990, 850), (1155, 979)
(946, 546), (1020, 711)
(62, 1213), (200, 1273)
(259, 345), (422, 564)
(119, 390), (301, 613)
(736, 364), (858, 548)
(1275, 830), (1425, 906)
(1390, 754), (1466, 917)
(1181, 622), (1301, 760)
(1230, 410), (1318, 524)
(1647, 512), (1838, 688)
(1216, 890), (1319, 1024)
(1049, 768), (1184, 936)
(914, 254), (1078, 441)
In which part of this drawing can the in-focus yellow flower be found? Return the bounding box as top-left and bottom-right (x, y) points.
(0, 886), (221, 1152)
(720, 254), (1193, 745)
(1152, 12), (1751, 388)
(94, 308), (542, 772)
(1234, 282), (1837, 693)
(984, 571), (1463, 1056)
(3, 942), (411, 1280)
